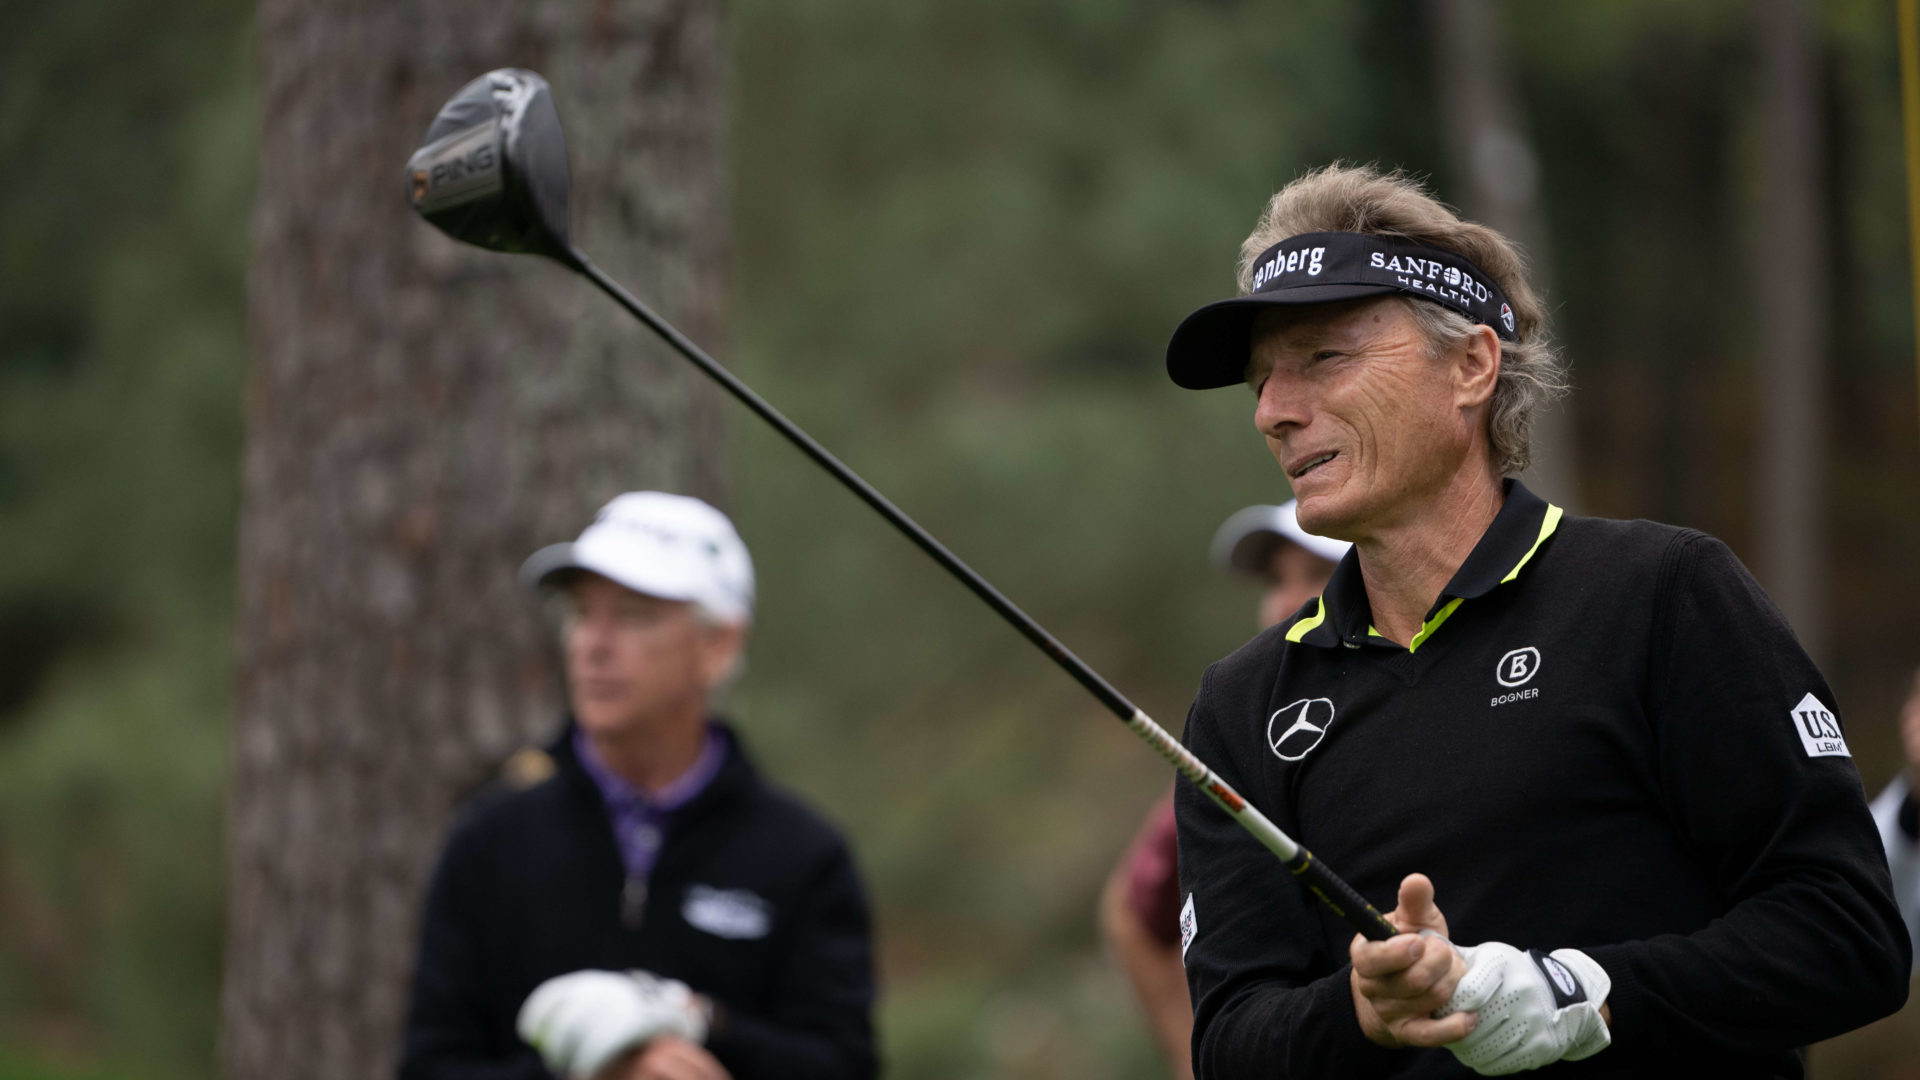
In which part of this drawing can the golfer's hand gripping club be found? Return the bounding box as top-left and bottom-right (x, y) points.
(404, 67), (1398, 944)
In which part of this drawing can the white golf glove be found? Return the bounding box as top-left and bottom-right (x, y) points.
(1435, 942), (1610, 1075)
(516, 969), (710, 1078)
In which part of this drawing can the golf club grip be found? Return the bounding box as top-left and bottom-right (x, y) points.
(567, 252), (1387, 939)
(1288, 852), (1398, 942)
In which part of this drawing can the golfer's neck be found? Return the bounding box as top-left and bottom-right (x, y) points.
(587, 705), (708, 796)
(1354, 466), (1505, 647)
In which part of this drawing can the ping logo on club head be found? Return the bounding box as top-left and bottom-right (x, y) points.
(1496, 646), (1540, 688)
(1268, 698), (1336, 762)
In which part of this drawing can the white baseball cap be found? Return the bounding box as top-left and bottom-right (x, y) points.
(1209, 500), (1351, 575)
(521, 492), (755, 622)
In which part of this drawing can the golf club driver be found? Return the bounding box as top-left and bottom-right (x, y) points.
(405, 68), (1398, 943)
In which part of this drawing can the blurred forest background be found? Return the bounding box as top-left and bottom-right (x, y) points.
(3, 0), (1919, 1077)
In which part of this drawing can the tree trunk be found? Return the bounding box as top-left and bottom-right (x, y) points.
(1423, 0), (1582, 506)
(220, 3), (728, 1077)
(1753, 0), (1828, 661)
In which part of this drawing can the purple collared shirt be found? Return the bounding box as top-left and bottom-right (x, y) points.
(574, 725), (726, 924)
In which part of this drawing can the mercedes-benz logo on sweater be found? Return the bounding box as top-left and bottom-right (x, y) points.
(1268, 698), (1337, 761)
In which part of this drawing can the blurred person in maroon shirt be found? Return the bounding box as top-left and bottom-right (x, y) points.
(1868, 666), (1920, 967)
(1099, 501), (1348, 1078)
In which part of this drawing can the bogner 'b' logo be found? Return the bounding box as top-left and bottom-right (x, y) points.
(1268, 698), (1336, 761)
(1496, 647), (1540, 688)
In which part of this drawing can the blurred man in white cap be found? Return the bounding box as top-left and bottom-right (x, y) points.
(400, 493), (876, 1080)
(1208, 501), (1355, 631)
(1099, 500), (1350, 1079)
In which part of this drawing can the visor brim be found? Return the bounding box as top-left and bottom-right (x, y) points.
(1164, 284), (1402, 390)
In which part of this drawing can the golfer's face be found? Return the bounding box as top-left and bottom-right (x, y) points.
(1246, 298), (1474, 539)
(563, 574), (716, 738)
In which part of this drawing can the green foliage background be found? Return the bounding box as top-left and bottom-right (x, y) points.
(0, 0), (250, 1074)
(2, 0), (1917, 1077)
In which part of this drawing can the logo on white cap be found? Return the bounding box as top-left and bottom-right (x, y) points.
(523, 492), (755, 622)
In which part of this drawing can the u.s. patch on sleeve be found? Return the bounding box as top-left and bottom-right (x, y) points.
(1179, 893), (1197, 960)
(1790, 692), (1850, 758)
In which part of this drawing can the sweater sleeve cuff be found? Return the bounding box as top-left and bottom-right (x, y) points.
(1585, 946), (1643, 1046)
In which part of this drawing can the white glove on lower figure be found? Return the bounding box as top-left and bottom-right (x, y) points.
(1436, 942), (1610, 1075)
(516, 969), (710, 1078)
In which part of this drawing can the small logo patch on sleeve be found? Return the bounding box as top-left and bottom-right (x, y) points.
(1790, 691), (1850, 759)
(1179, 893), (1197, 960)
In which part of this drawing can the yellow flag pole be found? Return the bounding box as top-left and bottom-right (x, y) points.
(1901, 0), (1920, 425)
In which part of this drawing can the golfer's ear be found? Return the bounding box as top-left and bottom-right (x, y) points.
(1453, 324), (1501, 409)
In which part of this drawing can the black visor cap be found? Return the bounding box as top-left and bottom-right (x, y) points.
(1165, 232), (1519, 390)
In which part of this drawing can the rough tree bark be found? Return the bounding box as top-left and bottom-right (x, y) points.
(1753, 0), (1828, 661)
(1423, 0), (1582, 506)
(220, 2), (728, 1077)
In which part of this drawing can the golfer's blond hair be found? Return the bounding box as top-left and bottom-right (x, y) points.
(1239, 164), (1567, 476)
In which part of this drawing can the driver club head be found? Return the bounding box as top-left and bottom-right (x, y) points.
(406, 68), (577, 263)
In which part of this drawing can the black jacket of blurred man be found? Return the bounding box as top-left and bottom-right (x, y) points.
(1162, 165), (1908, 1079)
(399, 492), (876, 1080)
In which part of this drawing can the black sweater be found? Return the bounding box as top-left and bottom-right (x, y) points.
(399, 722), (876, 1080)
(1175, 483), (1909, 1079)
